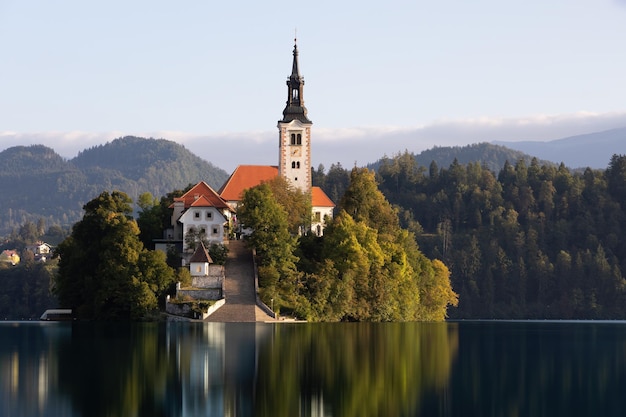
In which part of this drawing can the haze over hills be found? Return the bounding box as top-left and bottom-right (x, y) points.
(493, 127), (626, 170)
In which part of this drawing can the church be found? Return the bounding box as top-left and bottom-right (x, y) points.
(162, 40), (335, 257)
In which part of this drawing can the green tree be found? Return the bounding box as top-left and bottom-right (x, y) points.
(341, 167), (399, 236)
(606, 154), (626, 204)
(312, 168), (458, 321)
(264, 176), (311, 235)
(55, 191), (175, 320)
(324, 163), (351, 204)
(238, 184), (297, 267)
(237, 183), (302, 314)
(136, 192), (163, 249)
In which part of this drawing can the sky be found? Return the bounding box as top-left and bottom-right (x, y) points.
(1, 0), (626, 172)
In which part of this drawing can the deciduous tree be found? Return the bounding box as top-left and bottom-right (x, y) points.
(55, 191), (175, 320)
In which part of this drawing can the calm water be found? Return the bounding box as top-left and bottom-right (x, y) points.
(1, 320), (626, 417)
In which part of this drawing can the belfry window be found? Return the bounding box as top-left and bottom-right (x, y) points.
(290, 133), (302, 145)
(292, 162), (296, 169)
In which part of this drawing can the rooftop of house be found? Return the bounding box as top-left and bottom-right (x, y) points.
(188, 195), (218, 208)
(311, 186), (336, 208)
(218, 165), (280, 202)
(218, 165), (335, 209)
(171, 181), (231, 210)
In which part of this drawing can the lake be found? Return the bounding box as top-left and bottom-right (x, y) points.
(1, 320), (626, 416)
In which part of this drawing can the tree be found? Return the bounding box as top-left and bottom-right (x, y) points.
(55, 191), (175, 320)
(237, 184), (297, 267)
(341, 167), (399, 236)
(237, 183), (302, 314)
(311, 168), (458, 321)
(324, 163), (351, 204)
(264, 176), (311, 235)
(606, 154), (626, 204)
(136, 192), (163, 249)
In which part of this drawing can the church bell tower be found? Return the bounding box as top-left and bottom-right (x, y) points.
(278, 39), (312, 193)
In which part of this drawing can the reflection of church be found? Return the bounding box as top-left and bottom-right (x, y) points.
(161, 40), (335, 255)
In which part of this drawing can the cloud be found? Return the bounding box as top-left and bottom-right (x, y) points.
(2, 111), (625, 173)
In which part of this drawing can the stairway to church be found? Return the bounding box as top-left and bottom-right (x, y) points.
(205, 239), (275, 322)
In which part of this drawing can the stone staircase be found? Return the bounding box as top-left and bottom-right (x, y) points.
(205, 240), (276, 322)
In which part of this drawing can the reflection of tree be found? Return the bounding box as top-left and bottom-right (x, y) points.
(255, 322), (459, 417)
(20, 322), (626, 416)
(0, 324), (74, 416)
(449, 322), (626, 416)
(56, 323), (183, 417)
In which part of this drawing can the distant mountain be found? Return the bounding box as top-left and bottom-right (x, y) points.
(369, 143), (552, 173)
(0, 137), (229, 235)
(493, 127), (626, 169)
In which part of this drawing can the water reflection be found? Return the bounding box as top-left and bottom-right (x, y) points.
(0, 322), (73, 417)
(0, 321), (458, 417)
(3, 321), (626, 416)
(446, 321), (626, 417)
(254, 322), (458, 417)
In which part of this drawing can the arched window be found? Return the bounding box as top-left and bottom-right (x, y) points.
(297, 134), (302, 145)
(292, 162), (296, 168)
(296, 162), (300, 169)
(290, 133), (296, 145)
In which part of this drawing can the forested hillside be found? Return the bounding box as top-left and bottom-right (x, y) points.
(0, 137), (229, 235)
(373, 152), (626, 319)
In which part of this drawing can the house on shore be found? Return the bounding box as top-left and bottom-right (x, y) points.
(0, 249), (20, 266)
(156, 181), (234, 265)
(25, 241), (53, 262)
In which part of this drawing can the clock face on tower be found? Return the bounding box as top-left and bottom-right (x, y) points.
(291, 147), (302, 157)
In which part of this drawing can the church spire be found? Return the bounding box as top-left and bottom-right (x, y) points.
(281, 39), (311, 124)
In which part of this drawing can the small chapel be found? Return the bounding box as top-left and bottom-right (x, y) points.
(161, 40), (335, 260)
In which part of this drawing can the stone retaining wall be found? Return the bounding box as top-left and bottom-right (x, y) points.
(166, 297), (226, 320)
(192, 276), (223, 288)
(177, 288), (222, 300)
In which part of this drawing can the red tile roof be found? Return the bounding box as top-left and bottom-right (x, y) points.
(189, 195), (215, 208)
(218, 165), (335, 208)
(218, 165), (279, 201)
(174, 181), (231, 210)
(312, 186), (335, 207)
